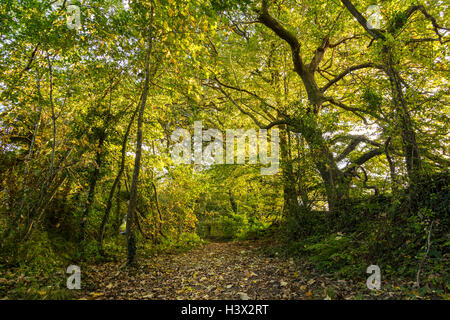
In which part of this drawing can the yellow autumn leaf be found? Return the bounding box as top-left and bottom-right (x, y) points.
(91, 292), (104, 298)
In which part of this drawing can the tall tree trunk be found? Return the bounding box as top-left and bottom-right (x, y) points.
(295, 133), (310, 208)
(280, 128), (301, 217)
(47, 54), (56, 176)
(385, 50), (422, 209)
(126, 8), (154, 265)
(98, 103), (138, 253)
(150, 180), (165, 243)
(114, 181), (122, 234)
(294, 115), (349, 214)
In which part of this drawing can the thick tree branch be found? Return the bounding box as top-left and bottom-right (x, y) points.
(398, 5), (450, 41)
(258, 0), (325, 105)
(321, 63), (384, 92)
(340, 0), (385, 40)
(308, 37), (330, 72)
(335, 135), (382, 162)
(345, 148), (384, 174)
(264, 119), (292, 130)
(258, 0), (306, 76)
(325, 97), (378, 123)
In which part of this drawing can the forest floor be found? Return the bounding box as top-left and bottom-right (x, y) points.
(77, 240), (414, 300)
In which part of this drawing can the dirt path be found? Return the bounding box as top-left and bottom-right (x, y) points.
(79, 240), (365, 300)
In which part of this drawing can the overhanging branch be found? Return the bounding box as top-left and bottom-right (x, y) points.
(258, 0), (306, 75)
(335, 135), (382, 162)
(321, 63), (384, 92)
(340, 0), (385, 40)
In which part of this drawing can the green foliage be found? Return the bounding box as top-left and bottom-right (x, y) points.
(388, 11), (408, 34)
(302, 233), (355, 273)
(176, 232), (204, 250)
(218, 212), (273, 240)
(362, 87), (383, 111)
(0, 231), (76, 299)
(209, 0), (252, 12)
(245, 217), (273, 240)
(280, 173), (449, 290)
(221, 212), (249, 239)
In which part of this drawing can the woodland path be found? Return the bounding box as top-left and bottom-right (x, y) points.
(79, 240), (366, 300)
